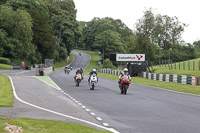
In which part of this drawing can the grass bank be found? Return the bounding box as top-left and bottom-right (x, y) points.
(152, 58), (200, 76)
(53, 53), (74, 68)
(0, 74), (14, 107)
(0, 117), (110, 133)
(76, 50), (200, 95)
(0, 64), (13, 70)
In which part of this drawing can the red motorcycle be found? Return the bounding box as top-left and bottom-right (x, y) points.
(119, 75), (130, 95)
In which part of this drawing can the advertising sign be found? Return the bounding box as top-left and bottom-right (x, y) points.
(116, 54), (145, 61)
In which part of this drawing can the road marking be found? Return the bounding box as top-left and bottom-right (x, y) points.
(85, 109), (90, 112)
(96, 117), (102, 121)
(103, 123), (109, 127)
(75, 101), (79, 103)
(91, 112), (96, 116)
(34, 76), (61, 91)
(8, 75), (120, 133)
(81, 106), (86, 109)
(78, 103), (82, 105)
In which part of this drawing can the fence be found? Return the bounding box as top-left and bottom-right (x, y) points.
(142, 72), (198, 86)
(98, 68), (122, 76)
(153, 59), (200, 71)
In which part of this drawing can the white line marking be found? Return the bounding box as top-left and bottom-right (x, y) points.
(81, 106), (86, 109)
(91, 112), (96, 116)
(85, 109), (90, 112)
(75, 101), (79, 103)
(96, 117), (102, 121)
(8, 75), (120, 133)
(47, 77), (62, 90)
(33, 77), (61, 91)
(78, 103), (82, 105)
(103, 123), (109, 127)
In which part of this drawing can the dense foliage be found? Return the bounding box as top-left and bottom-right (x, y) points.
(0, 2), (198, 66)
(79, 9), (197, 66)
(0, 0), (79, 64)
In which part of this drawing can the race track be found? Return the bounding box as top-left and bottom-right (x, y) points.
(50, 51), (200, 133)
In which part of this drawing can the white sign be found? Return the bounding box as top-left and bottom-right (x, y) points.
(116, 54), (145, 61)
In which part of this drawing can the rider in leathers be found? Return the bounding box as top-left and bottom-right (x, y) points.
(118, 68), (131, 87)
(88, 68), (98, 85)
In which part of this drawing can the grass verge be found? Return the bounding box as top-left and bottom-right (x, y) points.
(0, 64), (13, 70)
(53, 53), (74, 68)
(0, 117), (110, 133)
(77, 50), (200, 95)
(0, 74), (14, 107)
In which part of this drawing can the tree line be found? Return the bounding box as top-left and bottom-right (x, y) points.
(78, 9), (200, 67)
(0, 1), (199, 66)
(0, 0), (79, 64)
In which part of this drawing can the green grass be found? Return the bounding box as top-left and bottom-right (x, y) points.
(152, 58), (200, 76)
(0, 74), (14, 107)
(74, 49), (101, 74)
(0, 117), (110, 133)
(0, 63), (13, 70)
(34, 76), (59, 89)
(53, 53), (74, 68)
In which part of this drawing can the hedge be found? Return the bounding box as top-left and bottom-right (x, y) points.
(0, 57), (10, 65)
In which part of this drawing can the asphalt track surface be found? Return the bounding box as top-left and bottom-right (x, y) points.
(50, 51), (200, 133)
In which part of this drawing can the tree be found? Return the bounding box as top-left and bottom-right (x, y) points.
(28, 9), (56, 60)
(93, 30), (125, 58)
(0, 6), (37, 62)
(135, 8), (187, 61)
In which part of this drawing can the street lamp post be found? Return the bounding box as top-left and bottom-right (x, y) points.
(169, 48), (172, 70)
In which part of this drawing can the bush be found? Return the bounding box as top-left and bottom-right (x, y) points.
(0, 57), (10, 65)
(104, 58), (115, 68)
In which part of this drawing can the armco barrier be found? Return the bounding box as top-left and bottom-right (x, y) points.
(98, 69), (198, 86)
(142, 72), (197, 86)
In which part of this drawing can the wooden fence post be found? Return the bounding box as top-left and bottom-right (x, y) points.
(193, 61), (195, 71)
(183, 62), (185, 70)
(188, 61), (190, 70)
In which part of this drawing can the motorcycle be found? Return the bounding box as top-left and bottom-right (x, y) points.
(66, 69), (70, 74)
(75, 73), (82, 86)
(89, 73), (97, 90)
(119, 75), (130, 95)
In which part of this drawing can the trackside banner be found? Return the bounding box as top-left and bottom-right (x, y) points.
(116, 54), (145, 61)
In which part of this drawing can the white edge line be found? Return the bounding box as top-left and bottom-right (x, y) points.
(7, 75), (120, 133)
(33, 76), (61, 91)
(48, 76), (62, 90)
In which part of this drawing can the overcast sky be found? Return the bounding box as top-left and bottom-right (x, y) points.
(73, 0), (200, 44)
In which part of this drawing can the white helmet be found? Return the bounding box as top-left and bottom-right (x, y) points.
(92, 68), (96, 72)
(124, 68), (128, 73)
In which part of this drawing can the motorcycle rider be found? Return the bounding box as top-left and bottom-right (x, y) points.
(88, 68), (98, 85)
(80, 68), (84, 79)
(118, 68), (131, 87)
(74, 68), (83, 80)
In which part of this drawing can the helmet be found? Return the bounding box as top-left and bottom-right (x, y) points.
(124, 68), (128, 74)
(92, 68), (96, 72)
